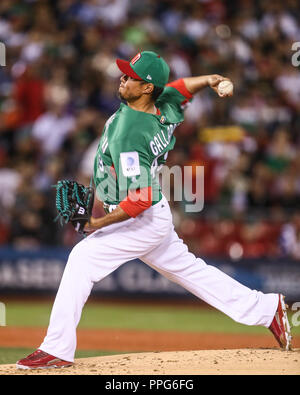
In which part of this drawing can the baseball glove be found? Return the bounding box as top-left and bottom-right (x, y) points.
(53, 180), (94, 234)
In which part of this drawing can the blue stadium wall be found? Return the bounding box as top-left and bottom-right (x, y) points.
(0, 247), (299, 302)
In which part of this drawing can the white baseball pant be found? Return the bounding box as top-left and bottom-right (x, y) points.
(39, 195), (278, 362)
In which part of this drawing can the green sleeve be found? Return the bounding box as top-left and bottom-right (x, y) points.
(156, 86), (192, 123)
(156, 86), (187, 108)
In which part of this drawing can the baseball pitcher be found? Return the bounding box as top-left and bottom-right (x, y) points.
(17, 51), (292, 369)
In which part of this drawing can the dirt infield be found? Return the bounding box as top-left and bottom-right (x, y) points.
(1, 326), (300, 352)
(1, 349), (299, 375)
(1, 326), (300, 374)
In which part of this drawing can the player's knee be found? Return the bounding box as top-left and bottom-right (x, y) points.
(67, 241), (88, 266)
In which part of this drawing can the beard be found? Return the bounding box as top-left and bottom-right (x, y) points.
(118, 90), (141, 103)
(118, 91), (126, 101)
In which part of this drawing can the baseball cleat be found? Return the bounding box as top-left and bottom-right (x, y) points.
(269, 294), (292, 351)
(16, 349), (73, 370)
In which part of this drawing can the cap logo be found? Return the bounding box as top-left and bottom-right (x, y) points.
(146, 74), (152, 80)
(131, 52), (141, 65)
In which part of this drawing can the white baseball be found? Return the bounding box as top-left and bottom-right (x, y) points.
(217, 80), (233, 96)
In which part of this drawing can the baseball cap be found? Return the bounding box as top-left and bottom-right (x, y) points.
(116, 51), (170, 88)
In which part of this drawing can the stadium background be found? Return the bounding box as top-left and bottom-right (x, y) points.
(0, 0), (300, 367)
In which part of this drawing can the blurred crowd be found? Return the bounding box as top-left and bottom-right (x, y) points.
(0, 0), (300, 261)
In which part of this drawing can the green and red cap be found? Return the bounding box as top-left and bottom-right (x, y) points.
(116, 51), (170, 88)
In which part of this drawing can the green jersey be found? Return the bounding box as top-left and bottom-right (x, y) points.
(93, 84), (191, 205)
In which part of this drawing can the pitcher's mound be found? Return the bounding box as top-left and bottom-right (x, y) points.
(1, 349), (299, 375)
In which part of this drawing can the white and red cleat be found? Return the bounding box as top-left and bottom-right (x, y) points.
(269, 294), (292, 351)
(16, 349), (73, 370)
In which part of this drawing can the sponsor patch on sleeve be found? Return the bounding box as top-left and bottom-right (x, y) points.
(120, 151), (141, 177)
